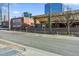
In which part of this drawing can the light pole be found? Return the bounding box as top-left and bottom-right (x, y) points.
(8, 3), (11, 30)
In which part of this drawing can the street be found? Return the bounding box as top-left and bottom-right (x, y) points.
(0, 30), (79, 56)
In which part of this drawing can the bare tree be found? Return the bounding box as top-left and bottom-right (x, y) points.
(63, 6), (75, 35)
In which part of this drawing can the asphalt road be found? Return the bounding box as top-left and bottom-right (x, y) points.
(0, 30), (79, 56)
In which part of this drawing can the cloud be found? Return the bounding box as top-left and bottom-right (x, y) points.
(12, 11), (20, 14)
(11, 10), (22, 18)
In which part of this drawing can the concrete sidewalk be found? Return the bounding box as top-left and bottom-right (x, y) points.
(0, 38), (60, 56)
(2, 30), (79, 41)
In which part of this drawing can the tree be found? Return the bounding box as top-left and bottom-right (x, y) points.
(63, 6), (74, 35)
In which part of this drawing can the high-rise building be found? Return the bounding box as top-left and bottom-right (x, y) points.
(0, 4), (2, 25)
(0, 3), (8, 26)
(45, 3), (64, 14)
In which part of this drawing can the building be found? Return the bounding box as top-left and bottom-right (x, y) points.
(1, 21), (9, 28)
(11, 17), (35, 30)
(0, 4), (2, 25)
(0, 4), (8, 26)
(33, 10), (79, 33)
(23, 12), (32, 18)
(45, 3), (64, 14)
(33, 10), (79, 28)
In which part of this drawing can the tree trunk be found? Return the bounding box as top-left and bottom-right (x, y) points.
(67, 22), (70, 35)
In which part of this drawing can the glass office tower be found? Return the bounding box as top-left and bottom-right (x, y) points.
(0, 4), (2, 25)
(45, 3), (64, 14)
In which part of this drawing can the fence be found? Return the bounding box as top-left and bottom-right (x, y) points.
(26, 27), (79, 36)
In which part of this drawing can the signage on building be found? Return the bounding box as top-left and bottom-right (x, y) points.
(12, 19), (22, 27)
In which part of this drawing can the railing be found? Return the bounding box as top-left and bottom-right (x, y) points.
(26, 27), (79, 36)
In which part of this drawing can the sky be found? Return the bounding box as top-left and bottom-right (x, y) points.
(10, 3), (46, 18)
(2, 3), (79, 18)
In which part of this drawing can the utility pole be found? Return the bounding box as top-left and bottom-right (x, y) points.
(8, 3), (11, 30)
(48, 4), (52, 33)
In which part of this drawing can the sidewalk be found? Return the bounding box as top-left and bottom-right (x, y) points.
(1, 30), (79, 41)
(0, 38), (60, 56)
